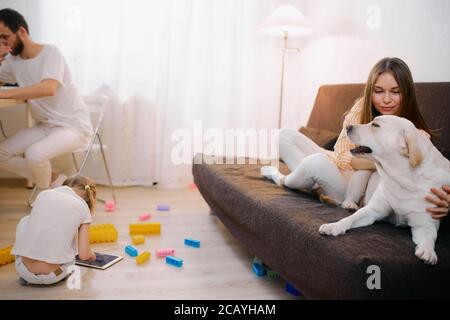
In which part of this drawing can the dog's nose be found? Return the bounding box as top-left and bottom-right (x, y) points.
(346, 125), (353, 133)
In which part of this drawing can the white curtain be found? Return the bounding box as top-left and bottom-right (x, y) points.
(1, 0), (297, 188)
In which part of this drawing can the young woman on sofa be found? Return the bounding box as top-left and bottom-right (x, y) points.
(261, 57), (449, 220)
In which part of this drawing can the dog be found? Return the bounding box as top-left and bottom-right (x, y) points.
(319, 115), (450, 265)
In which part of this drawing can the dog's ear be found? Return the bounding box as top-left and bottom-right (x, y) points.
(399, 129), (423, 168)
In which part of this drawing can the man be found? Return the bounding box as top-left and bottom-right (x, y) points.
(0, 8), (92, 190)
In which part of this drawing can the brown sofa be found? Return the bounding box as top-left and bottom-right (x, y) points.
(192, 83), (450, 299)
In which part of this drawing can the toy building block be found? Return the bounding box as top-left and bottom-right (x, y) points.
(125, 245), (138, 257)
(285, 282), (301, 297)
(252, 257), (278, 279)
(0, 245), (15, 266)
(136, 251), (151, 265)
(129, 222), (161, 235)
(156, 248), (175, 258)
(189, 183), (197, 190)
(266, 268), (279, 279)
(139, 213), (151, 221)
(156, 204), (170, 211)
(166, 255), (183, 268)
(252, 261), (265, 277)
(105, 200), (116, 212)
(89, 223), (118, 244)
(131, 235), (146, 245)
(184, 238), (200, 248)
(252, 256), (263, 267)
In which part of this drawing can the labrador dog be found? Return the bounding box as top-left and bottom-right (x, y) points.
(340, 170), (373, 211)
(319, 115), (450, 265)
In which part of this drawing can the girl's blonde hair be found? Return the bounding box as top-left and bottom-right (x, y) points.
(360, 57), (433, 137)
(63, 176), (97, 213)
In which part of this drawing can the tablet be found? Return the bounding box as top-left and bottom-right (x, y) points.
(75, 252), (123, 270)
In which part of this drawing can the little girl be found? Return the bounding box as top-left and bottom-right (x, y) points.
(12, 176), (97, 285)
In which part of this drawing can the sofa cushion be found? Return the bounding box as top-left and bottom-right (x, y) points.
(193, 154), (450, 299)
(306, 83), (450, 155)
(440, 148), (450, 161)
(299, 127), (339, 150)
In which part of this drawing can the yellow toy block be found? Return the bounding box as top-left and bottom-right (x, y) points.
(129, 222), (161, 235)
(131, 235), (146, 245)
(0, 245), (15, 266)
(136, 251), (151, 265)
(89, 223), (118, 244)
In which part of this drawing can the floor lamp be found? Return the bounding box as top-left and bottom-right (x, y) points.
(259, 4), (311, 128)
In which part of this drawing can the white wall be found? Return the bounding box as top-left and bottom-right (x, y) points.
(282, 0), (450, 129)
(1, 0), (449, 179)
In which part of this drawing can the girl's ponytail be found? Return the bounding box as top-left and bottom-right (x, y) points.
(64, 176), (97, 213)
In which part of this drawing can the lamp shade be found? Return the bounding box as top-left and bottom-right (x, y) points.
(259, 4), (311, 36)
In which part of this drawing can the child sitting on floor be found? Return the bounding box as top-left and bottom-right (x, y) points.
(12, 176), (96, 285)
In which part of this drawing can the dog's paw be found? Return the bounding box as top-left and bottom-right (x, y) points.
(319, 222), (347, 236)
(415, 244), (438, 266)
(341, 200), (359, 212)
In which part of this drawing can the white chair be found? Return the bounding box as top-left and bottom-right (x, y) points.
(28, 94), (116, 207)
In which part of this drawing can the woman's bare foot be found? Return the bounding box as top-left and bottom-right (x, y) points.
(319, 194), (338, 206)
(314, 187), (338, 206)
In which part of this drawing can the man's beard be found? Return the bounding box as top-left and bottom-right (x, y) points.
(11, 36), (24, 56)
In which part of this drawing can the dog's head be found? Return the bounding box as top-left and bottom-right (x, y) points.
(346, 115), (424, 168)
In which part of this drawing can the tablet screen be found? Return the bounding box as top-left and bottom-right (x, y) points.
(75, 252), (123, 270)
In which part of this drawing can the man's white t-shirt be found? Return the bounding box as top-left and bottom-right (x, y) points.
(12, 186), (92, 264)
(0, 44), (93, 136)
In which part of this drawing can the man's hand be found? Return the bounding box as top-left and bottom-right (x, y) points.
(0, 79), (58, 100)
(0, 44), (11, 64)
(426, 185), (450, 219)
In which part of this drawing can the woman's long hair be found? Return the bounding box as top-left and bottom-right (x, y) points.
(360, 57), (433, 136)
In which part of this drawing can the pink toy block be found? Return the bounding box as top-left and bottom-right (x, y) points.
(156, 248), (175, 258)
(189, 183), (197, 190)
(105, 200), (116, 212)
(139, 213), (151, 221)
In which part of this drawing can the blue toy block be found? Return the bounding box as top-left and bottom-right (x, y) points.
(125, 245), (138, 257)
(252, 262), (266, 277)
(184, 238), (200, 248)
(285, 282), (301, 296)
(166, 255), (183, 268)
(252, 256), (263, 267)
(157, 204), (170, 211)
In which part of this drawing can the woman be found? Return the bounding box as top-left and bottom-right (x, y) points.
(261, 57), (433, 208)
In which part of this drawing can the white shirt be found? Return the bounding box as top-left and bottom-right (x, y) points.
(12, 186), (92, 264)
(0, 44), (93, 136)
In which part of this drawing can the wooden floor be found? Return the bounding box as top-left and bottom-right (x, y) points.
(0, 179), (298, 300)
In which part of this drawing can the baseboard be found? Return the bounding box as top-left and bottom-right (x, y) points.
(0, 178), (29, 188)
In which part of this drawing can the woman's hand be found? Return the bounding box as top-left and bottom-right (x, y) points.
(350, 157), (377, 171)
(425, 185), (450, 219)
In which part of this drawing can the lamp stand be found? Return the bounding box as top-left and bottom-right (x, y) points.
(278, 31), (300, 129)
